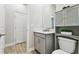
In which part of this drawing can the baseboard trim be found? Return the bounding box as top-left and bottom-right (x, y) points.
(27, 47), (34, 52)
(5, 41), (26, 47)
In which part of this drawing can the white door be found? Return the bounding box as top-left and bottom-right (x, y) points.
(14, 12), (27, 44)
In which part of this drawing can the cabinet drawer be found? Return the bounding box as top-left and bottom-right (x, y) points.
(34, 32), (46, 38)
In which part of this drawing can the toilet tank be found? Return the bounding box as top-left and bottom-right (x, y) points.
(58, 37), (77, 53)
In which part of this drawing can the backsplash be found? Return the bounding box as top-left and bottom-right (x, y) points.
(56, 26), (79, 36)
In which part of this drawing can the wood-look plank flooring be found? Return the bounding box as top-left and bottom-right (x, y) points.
(4, 42), (26, 54)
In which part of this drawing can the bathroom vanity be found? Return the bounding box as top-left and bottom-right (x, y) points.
(34, 30), (55, 54)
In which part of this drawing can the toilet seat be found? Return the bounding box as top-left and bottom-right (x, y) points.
(52, 49), (70, 54)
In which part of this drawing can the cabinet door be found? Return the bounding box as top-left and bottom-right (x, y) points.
(45, 35), (53, 54)
(65, 6), (79, 26)
(55, 11), (64, 26)
(34, 36), (39, 51)
(39, 37), (45, 54)
(35, 36), (45, 54)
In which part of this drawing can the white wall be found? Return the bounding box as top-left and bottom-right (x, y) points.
(29, 5), (43, 31)
(42, 4), (56, 29)
(5, 5), (15, 45)
(26, 5), (43, 51)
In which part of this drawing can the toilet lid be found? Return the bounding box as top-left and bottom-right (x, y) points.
(52, 49), (70, 54)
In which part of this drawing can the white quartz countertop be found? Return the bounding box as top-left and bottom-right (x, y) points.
(34, 30), (55, 34)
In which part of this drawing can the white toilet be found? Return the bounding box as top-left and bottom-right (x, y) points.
(52, 37), (77, 54)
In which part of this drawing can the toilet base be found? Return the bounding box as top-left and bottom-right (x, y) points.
(52, 49), (70, 54)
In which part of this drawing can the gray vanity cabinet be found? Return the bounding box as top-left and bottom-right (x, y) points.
(55, 5), (79, 26)
(34, 32), (54, 54)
